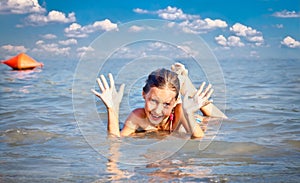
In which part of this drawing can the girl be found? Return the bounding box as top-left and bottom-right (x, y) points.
(92, 68), (215, 138)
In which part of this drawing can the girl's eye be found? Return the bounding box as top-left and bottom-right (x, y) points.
(163, 103), (171, 108)
(150, 99), (157, 104)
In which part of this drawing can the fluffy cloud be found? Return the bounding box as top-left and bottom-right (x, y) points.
(32, 40), (71, 55)
(230, 23), (260, 37)
(77, 46), (94, 52)
(128, 25), (155, 32)
(1, 44), (28, 53)
(133, 8), (150, 14)
(41, 34), (57, 39)
(128, 25), (145, 32)
(58, 38), (77, 46)
(281, 36), (300, 48)
(275, 24), (283, 29)
(215, 35), (244, 48)
(272, 10), (300, 18)
(230, 23), (264, 46)
(0, 0), (46, 14)
(77, 46), (95, 57)
(24, 10), (76, 26)
(64, 19), (118, 38)
(227, 36), (245, 47)
(134, 6), (199, 20)
(179, 18), (227, 33)
(157, 6), (199, 20)
(215, 35), (228, 47)
(133, 6), (227, 34)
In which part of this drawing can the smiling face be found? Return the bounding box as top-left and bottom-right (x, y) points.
(143, 87), (177, 125)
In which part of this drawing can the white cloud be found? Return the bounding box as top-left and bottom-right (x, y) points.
(33, 40), (71, 55)
(281, 36), (300, 48)
(180, 18), (227, 33)
(24, 10), (76, 26)
(230, 23), (260, 37)
(128, 25), (145, 32)
(77, 46), (95, 57)
(0, 0), (46, 14)
(1, 44), (28, 53)
(275, 24), (283, 29)
(215, 35), (228, 47)
(35, 40), (44, 45)
(215, 35), (244, 47)
(134, 6), (199, 20)
(65, 19), (118, 38)
(133, 6), (227, 34)
(272, 10), (300, 18)
(177, 45), (197, 56)
(64, 23), (86, 38)
(148, 42), (170, 52)
(227, 36), (245, 47)
(247, 36), (264, 46)
(77, 46), (94, 52)
(41, 34), (57, 39)
(230, 23), (264, 46)
(59, 38), (77, 46)
(128, 25), (155, 32)
(157, 6), (199, 20)
(133, 8), (150, 14)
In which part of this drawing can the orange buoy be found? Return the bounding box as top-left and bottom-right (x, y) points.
(1, 53), (43, 70)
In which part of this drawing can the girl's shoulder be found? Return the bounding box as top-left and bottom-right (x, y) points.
(131, 108), (146, 118)
(126, 108), (147, 125)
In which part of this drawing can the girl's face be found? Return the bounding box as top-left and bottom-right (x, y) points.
(143, 87), (177, 125)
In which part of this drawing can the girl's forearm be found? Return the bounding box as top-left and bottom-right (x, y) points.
(183, 111), (204, 138)
(107, 108), (121, 137)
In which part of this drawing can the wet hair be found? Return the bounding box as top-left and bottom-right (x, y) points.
(143, 68), (180, 99)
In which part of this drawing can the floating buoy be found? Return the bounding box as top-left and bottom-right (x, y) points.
(1, 53), (43, 70)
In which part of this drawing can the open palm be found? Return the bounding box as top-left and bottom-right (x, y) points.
(183, 82), (214, 113)
(91, 73), (125, 112)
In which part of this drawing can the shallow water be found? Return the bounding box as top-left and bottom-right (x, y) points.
(0, 58), (299, 182)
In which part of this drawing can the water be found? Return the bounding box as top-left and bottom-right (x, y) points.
(0, 58), (299, 182)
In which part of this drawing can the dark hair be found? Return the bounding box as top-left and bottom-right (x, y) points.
(143, 68), (180, 99)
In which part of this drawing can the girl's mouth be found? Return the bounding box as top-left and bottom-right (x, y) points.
(149, 112), (163, 123)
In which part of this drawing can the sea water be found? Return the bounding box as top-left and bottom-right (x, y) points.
(0, 58), (299, 182)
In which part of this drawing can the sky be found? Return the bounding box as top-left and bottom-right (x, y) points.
(0, 0), (299, 62)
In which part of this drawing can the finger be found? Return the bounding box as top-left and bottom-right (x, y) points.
(175, 62), (184, 68)
(202, 84), (212, 96)
(96, 78), (105, 91)
(91, 89), (101, 97)
(100, 75), (109, 89)
(171, 64), (175, 71)
(108, 73), (114, 89)
(196, 82), (206, 96)
(118, 83), (125, 96)
(205, 88), (214, 99)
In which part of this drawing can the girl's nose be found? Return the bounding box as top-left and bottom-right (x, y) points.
(153, 103), (163, 115)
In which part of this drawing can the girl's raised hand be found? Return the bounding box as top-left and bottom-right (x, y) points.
(182, 82), (214, 114)
(91, 73), (125, 112)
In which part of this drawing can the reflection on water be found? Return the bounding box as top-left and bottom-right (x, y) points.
(0, 59), (299, 182)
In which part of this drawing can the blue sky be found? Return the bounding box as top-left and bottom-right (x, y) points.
(0, 0), (299, 62)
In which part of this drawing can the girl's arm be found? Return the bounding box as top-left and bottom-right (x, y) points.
(180, 74), (227, 118)
(92, 74), (125, 137)
(182, 82), (213, 138)
(172, 63), (227, 119)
